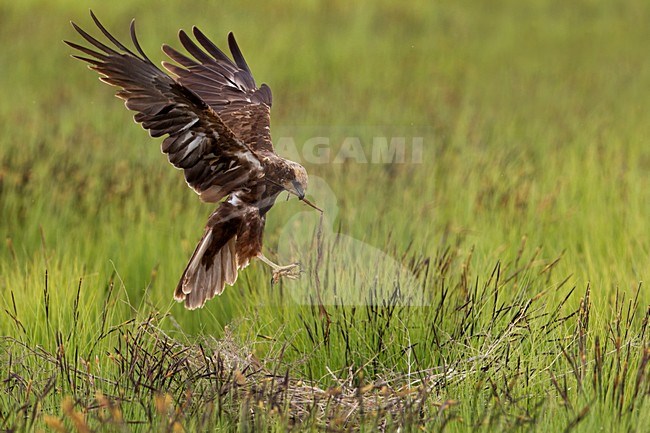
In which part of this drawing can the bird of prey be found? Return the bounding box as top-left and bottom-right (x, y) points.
(66, 12), (321, 309)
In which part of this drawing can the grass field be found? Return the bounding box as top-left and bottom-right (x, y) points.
(1, 0), (649, 431)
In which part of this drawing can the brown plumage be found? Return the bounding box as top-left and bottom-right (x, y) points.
(67, 11), (311, 309)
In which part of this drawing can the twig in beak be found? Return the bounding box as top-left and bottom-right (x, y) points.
(300, 197), (323, 213)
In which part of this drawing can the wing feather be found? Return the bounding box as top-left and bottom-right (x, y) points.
(193, 27), (234, 64)
(66, 12), (263, 202)
(227, 32), (253, 78)
(161, 28), (274, 153)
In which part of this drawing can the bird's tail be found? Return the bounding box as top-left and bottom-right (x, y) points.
(174, 228), (239, 310)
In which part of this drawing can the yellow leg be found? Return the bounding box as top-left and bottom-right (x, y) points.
(257, 254), (301, 283)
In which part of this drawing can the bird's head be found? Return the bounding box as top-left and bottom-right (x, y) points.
(283, 160), (308, 200)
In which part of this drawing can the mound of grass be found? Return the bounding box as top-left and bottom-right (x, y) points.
(1, 242), (648, 431)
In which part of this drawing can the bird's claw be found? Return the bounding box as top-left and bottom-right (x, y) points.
(271, 262), (301, 284)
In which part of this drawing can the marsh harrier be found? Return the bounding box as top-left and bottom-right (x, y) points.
(67, 12), (320, 309)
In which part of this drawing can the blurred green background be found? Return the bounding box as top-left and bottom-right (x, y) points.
(1, 0), (649, 430)
(3, 0), (648, 313)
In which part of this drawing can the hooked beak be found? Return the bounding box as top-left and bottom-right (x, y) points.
(267, 178), (320, 211)
(289, 180), (321, 212)
(291, 180), (305, 200)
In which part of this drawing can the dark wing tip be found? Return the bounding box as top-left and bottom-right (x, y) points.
(160, 42), (176, 55)
(256, 83), (273, 106)
(227, 32), (252, 74)
(70, 20), (84, 33)
(128, 18), (154, 63)
(192, 26), (231, 63)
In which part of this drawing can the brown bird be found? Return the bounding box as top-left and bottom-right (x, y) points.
(66, 12), (320, 309)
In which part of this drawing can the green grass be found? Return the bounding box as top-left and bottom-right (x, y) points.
(1, 0), (649, 431)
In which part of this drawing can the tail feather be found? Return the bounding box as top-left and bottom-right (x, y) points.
(174, 231), (239, 310)
(221, 237), (238, 285)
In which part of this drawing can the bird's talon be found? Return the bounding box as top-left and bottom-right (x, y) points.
(271, 263), (301, 284)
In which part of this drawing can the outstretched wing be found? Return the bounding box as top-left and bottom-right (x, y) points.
(161, 29), (274, 153)
(66, 12), (262, 203)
